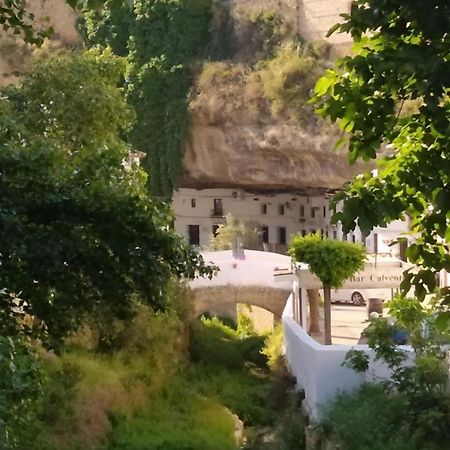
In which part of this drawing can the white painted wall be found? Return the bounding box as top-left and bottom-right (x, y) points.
(173, 188), (411, 257)
(191, 250), (294, 290)
(173, 188), (330, 248)
(283, 294), (413, 422)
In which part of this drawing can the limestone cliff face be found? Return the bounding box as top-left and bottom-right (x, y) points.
(179, 0), (364, 193)
(0, 0), (80, 86)
(182, 114), (366, 193)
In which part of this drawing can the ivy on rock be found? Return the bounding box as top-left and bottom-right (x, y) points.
(75, 0), (212, 197)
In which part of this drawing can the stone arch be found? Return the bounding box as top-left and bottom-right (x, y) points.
(192, 286), (290, 321)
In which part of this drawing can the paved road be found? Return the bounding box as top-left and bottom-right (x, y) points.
(330, 304), (369, 345)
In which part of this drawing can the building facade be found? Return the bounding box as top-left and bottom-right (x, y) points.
(173, 188), (410, 255)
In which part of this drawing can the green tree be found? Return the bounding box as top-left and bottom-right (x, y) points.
(0, 50), (213, 344)
(289, 233), (366, 344)
(0, 336), (42, 450)
(74, 0), (212, 197)
(209, 214), (262, 251)
(0, 0), (53, 45)
(312, 0), (450, 323)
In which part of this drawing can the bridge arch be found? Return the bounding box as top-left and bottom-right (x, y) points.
(190, 250), (294, 321)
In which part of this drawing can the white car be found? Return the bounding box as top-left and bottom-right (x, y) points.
(330, 288), (397, 306)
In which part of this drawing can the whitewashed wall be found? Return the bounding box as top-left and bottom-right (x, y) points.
(172, 188), (411, 256)
(173, 188), (330, 247)
(191, 250), (294, 290)
(283, 294), (413, 422)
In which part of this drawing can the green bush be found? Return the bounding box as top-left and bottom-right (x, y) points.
(0, 337), (43, 450)
(258, 43), (322, 116)
(105, 381), (236, 450)
(190, 316), (266, 369)
(329, 297), (450, 450)
(189, 365), (274, 427)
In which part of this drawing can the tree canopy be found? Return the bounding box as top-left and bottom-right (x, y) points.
(209, 214), (262, 251)
(289, 233), (366, 344)
(289, 233), (366, 288)
(73, 0), (212, 197)
(313, 0), (450, 318)
(0, 0), (53, 45)
(0, 50), (213, 344)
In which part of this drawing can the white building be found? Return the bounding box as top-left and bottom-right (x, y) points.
(172, 188), (410, 256)
(173, 188), (331, 251)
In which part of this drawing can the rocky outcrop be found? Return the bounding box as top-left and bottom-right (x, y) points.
(181, 111), (369, 194)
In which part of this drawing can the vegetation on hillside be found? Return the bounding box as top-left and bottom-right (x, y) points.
(73, 0), (212, 197)
(324, 296), (450, 450)
(192, 40), (330, 126)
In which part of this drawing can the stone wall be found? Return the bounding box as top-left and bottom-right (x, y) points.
(230, 0), (352, 46)
(192, 286), (290, 319)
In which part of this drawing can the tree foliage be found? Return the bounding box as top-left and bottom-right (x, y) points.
(336, 297), (450, 450)
(289, 233), (366, 288)
(209, 214), (261, 251)
(312, 0), (450, 319)
(0, 0), (53, 45)
(289, 233), (366, 344)
(74, 0), (212, 197)
(0, 50), (213, 344)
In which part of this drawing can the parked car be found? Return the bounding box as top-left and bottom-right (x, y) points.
(330, 288), (396, 306)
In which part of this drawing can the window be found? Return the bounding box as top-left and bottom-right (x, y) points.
(213, 199), (223, 216)
(188, 225), (200, 245)
(333, 230), (337, 240)
(261, 203), (267, 215)
(278, 226), (287, 245)
(279, 204), (285, 215)
(311, 207), (320, 219)
(323, 206), (327, 217)
(352, 234), (356, 243)
(299, 204), (305, 217)
(212, 224), (219, 237)
(301, 229), (306, 237)
(191, 198), (196, 208)
(262, 226), (269, 243)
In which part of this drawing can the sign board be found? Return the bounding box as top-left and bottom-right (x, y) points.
(297, 264), (410, 290)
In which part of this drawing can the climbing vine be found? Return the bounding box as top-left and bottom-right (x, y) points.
(75, 0), (212, 197)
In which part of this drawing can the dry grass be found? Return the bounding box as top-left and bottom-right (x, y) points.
(191, 42), (326, 126)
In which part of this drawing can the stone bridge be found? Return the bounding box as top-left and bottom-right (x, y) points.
(190, 250), (294, 320)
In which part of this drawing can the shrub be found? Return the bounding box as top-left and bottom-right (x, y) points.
(0, 337), (43, 450)
(328, 297), (450, 450)
(190, 316), (266, 369)
(258, 43), (322, 116)
(261, 323), (284, 371)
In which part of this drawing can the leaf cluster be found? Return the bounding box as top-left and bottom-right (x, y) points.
(289, 232), (366, 287)
(0, 0), (53, 46)
(0, 50), (213, 344)
(76, 0), (213, 197)
(312, 0), (450, 318)
(337, 297), (450, 450)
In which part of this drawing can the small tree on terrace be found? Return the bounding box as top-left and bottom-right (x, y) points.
(209, 214), (262, 251)
(289, 233), (366, 345)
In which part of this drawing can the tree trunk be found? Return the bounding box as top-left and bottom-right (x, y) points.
(306, 289), (321, 334)
(324, 286), (332, 345)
